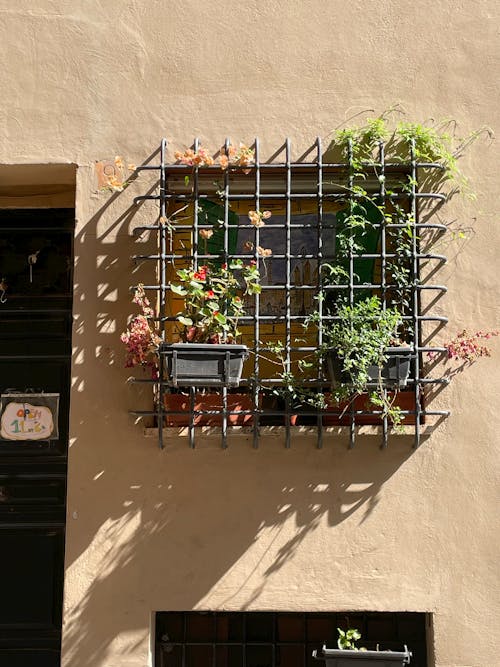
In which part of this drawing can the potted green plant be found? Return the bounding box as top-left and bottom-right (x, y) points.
(160, 259), (261, 387)
(323, 296), (411, 389)
(312, 628), (412, 666)
(309, 295), (413, 428)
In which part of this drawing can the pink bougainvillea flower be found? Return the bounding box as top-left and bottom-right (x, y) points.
(257, 246), (272, 257)
(174, 147), (214, 167)
(121, 284), (160, 370)
(248, 210), (271, 228)
(427, 329), (499, 362)
(103, 172), (125, 191)
(218, 143), (255, 172)
(218, 154), (229, 170)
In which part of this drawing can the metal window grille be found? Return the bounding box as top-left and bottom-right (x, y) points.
(155, 611), (428, 667)
(131, 138), (449, 449)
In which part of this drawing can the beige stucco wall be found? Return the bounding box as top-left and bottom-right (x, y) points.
(1, 1), (499, 666)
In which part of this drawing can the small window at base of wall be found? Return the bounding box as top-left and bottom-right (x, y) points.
(155, 611), (429, 666)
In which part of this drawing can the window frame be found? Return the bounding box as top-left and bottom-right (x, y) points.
(131, 138), (449, 449)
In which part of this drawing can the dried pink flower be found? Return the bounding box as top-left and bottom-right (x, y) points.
(121, 284), (161, 373)
(428, 329), (499, 362)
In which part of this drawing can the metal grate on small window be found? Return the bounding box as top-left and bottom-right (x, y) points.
(130, 138), (450, 449)
(154, 611), (428, 667)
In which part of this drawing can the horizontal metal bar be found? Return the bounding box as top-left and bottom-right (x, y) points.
(131, 253), (446, 265)
(132, 221), (449, 232)
(133, 284), (447, 296)
(135, 165), (162, 171)
(156, 313), (448, 324)
(137, 160), (444, 171)
(135, 191), (446, 204)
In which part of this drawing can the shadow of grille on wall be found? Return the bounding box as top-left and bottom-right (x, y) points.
(129, 138), (450, 449)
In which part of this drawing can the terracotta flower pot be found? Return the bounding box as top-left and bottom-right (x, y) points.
(288, 391), (423, 426)
(322, 391), (422, 426)
(162, 393), (255, 427)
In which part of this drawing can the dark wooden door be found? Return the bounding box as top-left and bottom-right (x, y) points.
(0, 210), (74, 666)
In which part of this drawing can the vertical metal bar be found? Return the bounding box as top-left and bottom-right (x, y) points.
(189, 386), (195, 448)
(253, 137), (261, 449)
(221, 138), (231, 449)
(379, 140), (389, 448)
(285, 138), (292, 448)
(189, 138), (201, 449)
(316, 136), (324, 449)
(410, 138), (422, 447)
(347, 138), (356, 448)
(193, 137), (200, 270)
(158, 138), (168, 449)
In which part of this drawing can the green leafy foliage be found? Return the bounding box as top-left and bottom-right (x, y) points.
(332, 111), (490, 198)
(318, 296), (402, 390)
(305, 297), (407, 428)
(337, 627), (364, 651)
(172, 260), (261, 344)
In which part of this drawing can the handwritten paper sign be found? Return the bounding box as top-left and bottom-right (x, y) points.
(1, 394), (59, 441)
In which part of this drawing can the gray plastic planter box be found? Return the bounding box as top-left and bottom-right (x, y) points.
(160, 343), (249, 387)
(312, 645), (412, 666)
(328, 346), (413, 389)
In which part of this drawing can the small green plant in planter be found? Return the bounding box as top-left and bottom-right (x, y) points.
(161, 259), (262, 387)
(337, 627), (364, 651)
(309, 295), (412, 429)
(313, 627), (412, 666)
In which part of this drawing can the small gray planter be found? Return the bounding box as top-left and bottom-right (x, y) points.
(312, 645), (412, 666)
(327, 346), (413, 389)
(160, 343), (249, 387)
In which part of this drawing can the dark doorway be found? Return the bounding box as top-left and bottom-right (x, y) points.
(0, 209), (74, 666)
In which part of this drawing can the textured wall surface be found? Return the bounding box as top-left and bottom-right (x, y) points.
(1, 1), (499, 666)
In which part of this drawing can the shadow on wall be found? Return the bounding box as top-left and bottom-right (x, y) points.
(63, 150), (419, 667)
